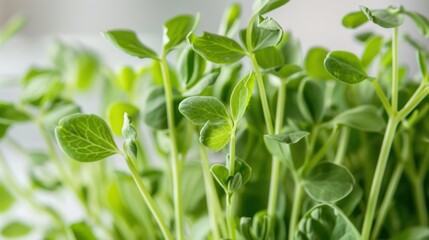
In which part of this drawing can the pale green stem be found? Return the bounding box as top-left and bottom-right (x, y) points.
(305, 127), (339, 174)
(397, 86), (429, 120)
(288, 178), (304, 240)
(391, 27), (399, 114)
(124, 155), (173, 240)
(159, 55), (184, 240)
(361, 118), (399, 240)
(227, 131), (237, 240)
(267, 81), (287, 233)
(0, 149), (75, 240)
(199, 144), (227, 239)
(412, 179), (428, 225)
(372, 80), (392, 116)
(334, 127), (350, 165)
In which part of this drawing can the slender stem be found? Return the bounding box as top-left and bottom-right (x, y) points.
(418, 149), (429, 179)
(226, 130), (237, 240)
(397, 86), (429, 120)
(412, 179), (428, 225)
(267, 81), (287, 232)
(372, 80), (392, 116)
(334, 127), (350, 165)
(159, 56), (184, 240)
(306, 127), (338, 173)
(361, 118), (399, 240)
(199, 145), (227, 239)
(288, 179), (304, 240)
(229, 132), (237, 177)
(124, 156), (173, 240)
(391, 27), (399, 114)
(371, 161), (404, 240)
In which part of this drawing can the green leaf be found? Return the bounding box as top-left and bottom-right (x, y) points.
(200, 121), (232, 151)
(0, 15), (25, 47)
(303, 162), (355, 202)
(324, 50), (370, 84)
(404, 11), (429, 38)
(250, 16), (283, 52)
(254, 46), (284, 69)
(418, 51), (428, 80)
(391, 227), (429, 240)
(297, 80), (325, 123)
(0, 124), (9, 139)
(107, 102), (139, 136)
(188, 32), (246, 64)
(264, 131), (309, 169)
(342, 11), (368, 29)
(296, 204), (361, 240)
(183, 70), (220, 97)
(55, 113), (119, 162)
(210, 164), (229, 193)
(178, 48), (207, 88)
(43, 99), (81, 129)
(163, 14), (198, 53)
(361, 36), (383, 69)
(272, 64), (302, 80)
(115, 66), (136, 92)
(305, 47), (332, 80)
(359, 6), (404, 28)
(253, 0), (290, 15)
(218, 3), (241, 37)
(104, 30), (158, 59)
(330, 105), (385, 132)
(230, 72), (256, 122)
(278, 32), (302, 65)
(179, 96), (230, 125)
(74, 51), (99, 90)
(1, 221), (32, 238)
(0, 102), (31, 125)
(0, 183), (14, 212)
(20, 75), (63, 105)
(336, 184), (363, 216)
(233, 157), (252, 186)
(70, 222), (97, 240)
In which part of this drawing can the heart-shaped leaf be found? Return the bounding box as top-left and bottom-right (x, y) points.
(188, 32), (246, 64)
(104, 30), (158, 59)
(303, 162), (355, 202)
(55, 113), (120, 162)
(324, 50), (370, 84)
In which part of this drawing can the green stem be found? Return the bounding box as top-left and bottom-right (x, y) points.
(372, 80), (392, 116)
(267, 81), (287, 232)
(334, 127), (350, 165)
(412, 179), (428, 226)
(288, 179), (304, 240)
(306, 127), (338, 173)
(391, 27), (399, 113)
(227, 131), (237, 240)
(124, 156), (173, 240)
(361, 118), (399, 240)
(229, 132), (236, 177)
(160, 56), (184, 240)
(397, 86), (429, 120)
(199, 144), (227, 239)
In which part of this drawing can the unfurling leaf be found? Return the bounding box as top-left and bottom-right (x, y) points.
(55, 113), (119, 162)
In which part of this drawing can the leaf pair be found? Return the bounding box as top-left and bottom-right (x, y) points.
(210, 157), (251, 194)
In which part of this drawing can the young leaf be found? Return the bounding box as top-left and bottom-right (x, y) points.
(188, 32), (246, 64)
(115, 66), (136, 92)
(296, 204), (361, 240)
(303, 162), (355, 202)
(342, 11), (368, 29)
(163, 14), (198, 53)
(218, 3), (241, 37)
(264, 131), (309, 169)
(233, 157), (252, 186)
(250, 16), (283, 52)
(108, 102), (139, 136)
(361, 36), (383, 69)
(0, 183), (14, 212)
(210, 164), (229, 192)
(254, 46), (284, 70)
(70, 222), (97, 240)
(55, 113), (120, 162)
(272, 64), (302, 80)
(230, 72), (256, 122)
(178, 48), (207, 88)
(305, 47), (332, 80)
(253, 0), (290, 15)
(330, 105), (385, 132)
(200, 121), (232, 151)
(0, 102), (31, 125)
(1, 221), (32, 238)
(179, 96), (230, 125)
(324, 50), (370, 84)
(404, 11), (429, 38)
(391, 227), (429, 240)
(359, 6), (404, 28)
(104, 30), (158, 59)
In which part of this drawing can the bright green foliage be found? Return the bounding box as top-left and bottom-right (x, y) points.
(188, 32), (246, 64)
(104, 30), (158, 59)
(418, 52), (428, 80)
(115, 66), (136, 92)
(219, 3), (242, 37)
(296, 204), (361, 240)
(253, 0), (290, 15)
(324, 50), (370, 84)
(359, 6), (404, 28)
(0, 15), (25, 47)
(250, 16), (283, 51)
(254, 47), (283, 69)
(1, 221), (32, 238)
(55, 113), (119, 162)
(179, 96), (230, 125)
(200, 121), (232, 151)
(305, 47), (332, 80)
(108, 102), (139, 136)
(70, 222), (97, 240)
(329, 105), (386, 132)
(0, 102), (30, 124)
(342, 11), (368, 29)
(273, 64), (302, 80)
(361, 36), (383, 69)
(404, 11), (429, 38)
(210, 164), (229, 193)
(230, 72), (255, 122)
(0, 183), (14, 212)
(303, 163), (355, 202)
(391, 227), (429, 240)
(240, 211), (270, 240)
(163, 14), (198, 53)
